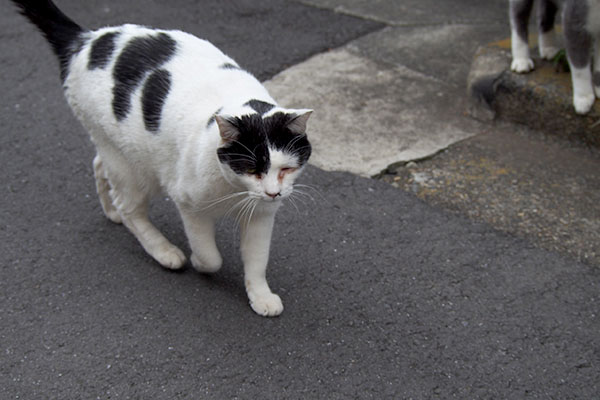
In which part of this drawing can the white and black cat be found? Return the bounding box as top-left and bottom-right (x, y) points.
(509, 0), (600, 114)
(12, 0), (313, 317)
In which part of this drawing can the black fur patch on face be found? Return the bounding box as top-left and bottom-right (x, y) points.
(217, 115), (270, 175)
(244, 99), (275, 116)
(217, 113), (311, 175)
(264, 112), (311, 165)
(88, 31), (120, 70)
(112, 32), (177, 121)
(142, 69), (171, 133)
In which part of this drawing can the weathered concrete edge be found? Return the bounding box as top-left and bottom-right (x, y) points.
(467, 41), (600, 149)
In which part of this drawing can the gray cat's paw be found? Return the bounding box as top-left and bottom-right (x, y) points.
(511, 57), (534, 73)
(249, 293), (283, 317)
(574, 93), (595, 114)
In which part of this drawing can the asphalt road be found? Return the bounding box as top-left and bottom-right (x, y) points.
(1, 1), (599, 398)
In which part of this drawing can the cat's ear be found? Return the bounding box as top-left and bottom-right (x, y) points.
(215, 115), (239, 143)
(287, 109), (312, 135)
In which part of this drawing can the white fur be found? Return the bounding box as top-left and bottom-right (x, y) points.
(64, 25), (310, 316)
(571, 65), (596, 113)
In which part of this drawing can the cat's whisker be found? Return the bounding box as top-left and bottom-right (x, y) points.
(222, 197), (244, 222)
(199, 191), (249, 211)
(286, 194), (302, 214)
(244, 198), (259, 228)
(294, 183), (325, 202)
(236, 197), (257, 231)
(292, 189), (315, 204)
(224, 153), (256, 162)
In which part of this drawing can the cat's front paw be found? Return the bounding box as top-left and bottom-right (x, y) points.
(511, 57), (534, 73)
(574, 93), (595, 114)
(155, 244), (187, 270)
(249, 293), (283, 317)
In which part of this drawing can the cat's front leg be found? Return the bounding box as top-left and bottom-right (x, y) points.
(240, 211), (283, 317)
(564, 2), (595, 114)
(537, 0), (560, 60)
(510, 0), (535, 73)
(178, 204), (222, 273)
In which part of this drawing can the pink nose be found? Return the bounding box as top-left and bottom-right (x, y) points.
(266, 191), (280, 199)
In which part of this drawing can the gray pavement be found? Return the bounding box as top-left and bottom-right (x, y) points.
(2, 0), (599, 399)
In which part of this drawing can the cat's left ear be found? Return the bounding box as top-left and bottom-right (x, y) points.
(215, 115), (239, 143)
(287, 109), (313, 135)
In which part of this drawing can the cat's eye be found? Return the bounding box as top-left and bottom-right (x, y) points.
(278, 167), (296, 180)
(247, 169), (262, 179)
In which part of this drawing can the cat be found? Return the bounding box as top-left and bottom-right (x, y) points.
(509, 0), (600, 114)
(11, 0), (313, 317)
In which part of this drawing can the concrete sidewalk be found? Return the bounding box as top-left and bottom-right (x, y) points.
(266, 0), (509, 177)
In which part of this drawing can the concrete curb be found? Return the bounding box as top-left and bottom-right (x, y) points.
(467, 39), (600, 148)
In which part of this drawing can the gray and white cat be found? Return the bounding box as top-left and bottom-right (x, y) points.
(12, 0), (313, 317)
(509, 0), (600, 114)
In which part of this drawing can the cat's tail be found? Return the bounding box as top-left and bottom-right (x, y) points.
(11, 0), (85, 80)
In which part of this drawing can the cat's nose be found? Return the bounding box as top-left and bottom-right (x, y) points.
(265, 191), (280, 199)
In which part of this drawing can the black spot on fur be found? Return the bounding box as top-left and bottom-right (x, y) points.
(112, 32), (177, 121)
(88, 31), (120, 70)
(206, 107), (223, 129)
(220, 62), (240, 70)
(245, 99), (275, 116)
(217, 113), (311, 175)
(142, 69), (171, 133)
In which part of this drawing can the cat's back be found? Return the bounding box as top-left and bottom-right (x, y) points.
(65, 23), (265, 139)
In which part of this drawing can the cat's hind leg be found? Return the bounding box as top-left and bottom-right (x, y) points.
(510, 0), (535, 73)
(93, 154), (122, 224)
(537, 0), (560, 60)
(104, 156), (186, 270)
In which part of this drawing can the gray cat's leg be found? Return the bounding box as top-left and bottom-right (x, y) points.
(564, 0), (595, 114)
(537, 0), (560, 59)
(510, 0), (535, 72)
(93, 154), (122, 224)
(177, 204), (222, 273)
(593, 40), (600, 99)
(105, 158), (186, 269)
(240, 211), (283, 317)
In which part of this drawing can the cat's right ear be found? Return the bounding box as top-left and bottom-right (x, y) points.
(215, 116), (239, 143)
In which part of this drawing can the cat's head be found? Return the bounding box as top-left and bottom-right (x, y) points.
(215, 110), (312, 202)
